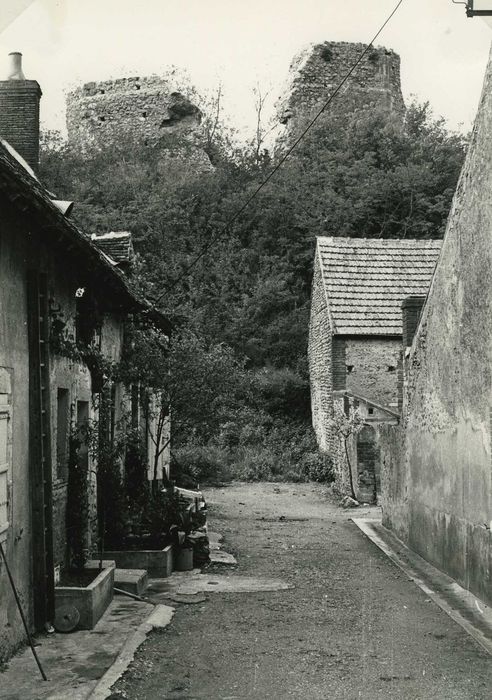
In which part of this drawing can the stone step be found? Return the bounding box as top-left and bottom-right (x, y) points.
(210, 549), (237, 565)
(114, 568), (148, 596)
(208, 531), (223, 551)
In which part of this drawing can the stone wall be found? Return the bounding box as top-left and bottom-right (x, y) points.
(67, 75), (200, 146)
(382, 46), (492, 606)
(379, 422), (406, 538)
(276, 42), (405, 144)
(66, 74), (213, 174)
(308, 254), (333, 452)
(0, 193), (132, 661)
(336, 337), (401, 409)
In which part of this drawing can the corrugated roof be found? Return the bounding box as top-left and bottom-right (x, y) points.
(317, 236), (442, 335)
(92, 232), (134, 265)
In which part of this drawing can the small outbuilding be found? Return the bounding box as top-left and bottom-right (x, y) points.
(308, 236), (441, 497)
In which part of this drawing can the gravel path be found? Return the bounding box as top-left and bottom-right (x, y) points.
(112, 482), (492, 699)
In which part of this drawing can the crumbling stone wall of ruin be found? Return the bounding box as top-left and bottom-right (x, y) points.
(66, 74), (213, 172)
(276, 42), (405, 144)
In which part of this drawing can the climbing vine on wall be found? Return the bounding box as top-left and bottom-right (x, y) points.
(65, 430), (89, 570)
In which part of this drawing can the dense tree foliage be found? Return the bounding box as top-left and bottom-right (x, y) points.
(39, 99), (466, 480)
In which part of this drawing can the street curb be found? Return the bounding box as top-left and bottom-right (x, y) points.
(88, 604), (175, 699)
(353, 518), (492, 657)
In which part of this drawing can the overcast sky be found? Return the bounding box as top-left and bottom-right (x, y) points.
(0, 0), (491, 140)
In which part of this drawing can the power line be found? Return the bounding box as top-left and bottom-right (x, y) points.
(148, 0), (405, 308)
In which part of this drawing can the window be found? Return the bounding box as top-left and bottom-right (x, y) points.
(56, 389), (70, 479)
(76, 401), (90, 472)
(0, 399), (11, 542)
(75, 291), (100, 346)
(368, 407), (374, 416)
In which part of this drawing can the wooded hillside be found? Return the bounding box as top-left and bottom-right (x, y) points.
(40, 99), (466, 483)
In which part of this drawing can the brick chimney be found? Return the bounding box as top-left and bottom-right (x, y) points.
(402, 295), (426, 347)
(0, 53), (42, 172)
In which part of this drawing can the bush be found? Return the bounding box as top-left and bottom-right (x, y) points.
(172, 444), (232, 486)
(299, 451), (334, 483)
(231, 446), (282, 481)
(252, 368), (311, 421)
(171, 420), (334, 486)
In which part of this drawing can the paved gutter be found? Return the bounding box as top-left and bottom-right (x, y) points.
(353, 517), (492, 656)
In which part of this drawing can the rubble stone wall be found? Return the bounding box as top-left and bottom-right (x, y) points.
(308, 254), (334, 452)
(345, 338), (401, 409)
(66, 75), (204, 150)
(276, 42), (405, 143)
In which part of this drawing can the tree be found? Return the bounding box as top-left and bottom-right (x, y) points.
(39, 96), (467, 465)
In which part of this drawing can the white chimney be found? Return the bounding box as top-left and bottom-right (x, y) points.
(6, 52), (25, 80)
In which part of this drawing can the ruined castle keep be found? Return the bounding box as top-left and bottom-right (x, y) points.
(67, 74), (204, 149)
(276, 42), (405, 142)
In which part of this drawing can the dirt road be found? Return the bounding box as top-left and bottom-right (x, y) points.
(112, 482), (492, 699)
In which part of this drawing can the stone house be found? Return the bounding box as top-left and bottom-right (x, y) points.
(380, 47), (492, 607)
(0, 53), (171, 661)
(308, 236), (441, 497)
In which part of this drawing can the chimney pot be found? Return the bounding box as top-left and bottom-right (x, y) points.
(7, 52), (25, 80)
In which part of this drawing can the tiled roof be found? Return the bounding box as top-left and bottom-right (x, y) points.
(92, 231), (134, 265)
(317, 236), (442, 335)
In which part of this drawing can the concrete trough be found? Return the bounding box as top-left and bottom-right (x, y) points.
(115, 568), (148, 596)
(103, 544), (173, 577)
(55, 560), (115, 630)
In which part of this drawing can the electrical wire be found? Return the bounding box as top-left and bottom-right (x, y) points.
(148, 0), (405, 309)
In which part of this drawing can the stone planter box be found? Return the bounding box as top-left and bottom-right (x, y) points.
(103, 544), (173, 577)
(55, 560), (115, 630)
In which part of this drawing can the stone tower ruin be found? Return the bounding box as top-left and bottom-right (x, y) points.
(67, 74), (204, 149)
(276, 42), (405, 143)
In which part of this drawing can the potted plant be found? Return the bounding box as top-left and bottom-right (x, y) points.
(103, 486), (179, 577)
(55, 431), (114, 631)
(171, 500), (209, 571)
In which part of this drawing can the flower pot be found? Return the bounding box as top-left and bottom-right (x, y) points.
(174, 547), (193, 571)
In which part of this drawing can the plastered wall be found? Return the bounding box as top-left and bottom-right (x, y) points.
(382, 47), (492, 605)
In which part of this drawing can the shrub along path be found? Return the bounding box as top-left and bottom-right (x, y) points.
(111, 482), (492, 699)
